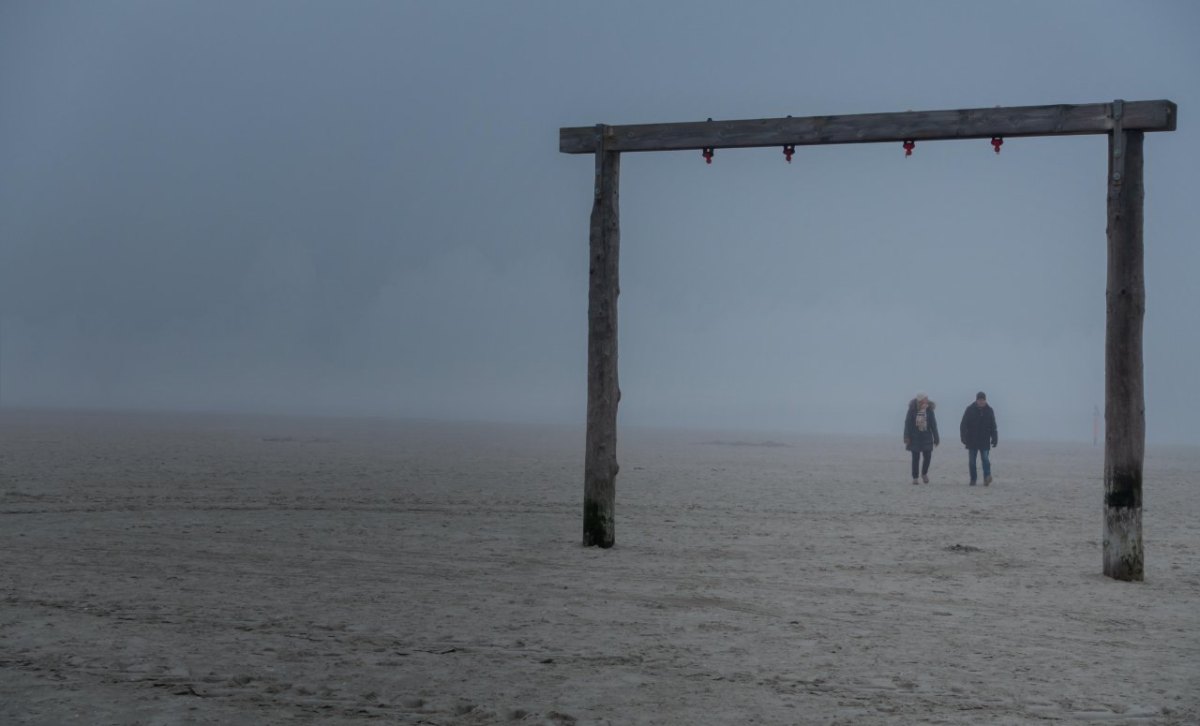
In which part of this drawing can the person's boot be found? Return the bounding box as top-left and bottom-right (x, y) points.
(984, 475), (993, 486)
(912, 478), (919, 485)
(922, 474), (929, 484)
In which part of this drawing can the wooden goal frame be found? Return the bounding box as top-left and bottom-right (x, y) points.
(560, 99), (1177, 581)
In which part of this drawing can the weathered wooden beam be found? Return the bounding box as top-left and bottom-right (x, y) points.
(583, 126), (620, 548)
(560, 100), (1176, 154)
(1103, 127), (1145, 581)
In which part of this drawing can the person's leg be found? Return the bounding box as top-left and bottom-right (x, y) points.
(921, 449), (932, 476)
(911, 450), (920, 480)
(981, 448), (992, 482)
(968, 448), (978, 484)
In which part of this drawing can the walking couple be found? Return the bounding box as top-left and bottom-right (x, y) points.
(904, 391), (999, 485)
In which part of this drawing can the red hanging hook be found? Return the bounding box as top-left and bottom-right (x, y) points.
(991, 136), (1004, 154)
(783, 144), (795, 163)
(701, 117), (715, 164)
(902, 139), (915, 157)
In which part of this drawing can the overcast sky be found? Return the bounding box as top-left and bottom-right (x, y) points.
(1, 1), (1197, 444)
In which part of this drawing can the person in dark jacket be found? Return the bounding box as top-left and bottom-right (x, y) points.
(959, 391), (999, 485)
(903, 392), (939, 484)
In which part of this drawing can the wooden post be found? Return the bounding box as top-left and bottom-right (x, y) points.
(583, 126), (620, 548)
(1103, 118), (1145, 581)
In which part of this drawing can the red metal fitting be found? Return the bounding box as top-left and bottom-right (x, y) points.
(702, 147), (714, 164)
(902, 139), (915, 157)
(991, 136), (1004, 154)
(783, 145), (795, 163)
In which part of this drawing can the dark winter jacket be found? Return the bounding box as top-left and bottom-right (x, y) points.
(960, 402), (998, 450)
(904, 399), (939, 452)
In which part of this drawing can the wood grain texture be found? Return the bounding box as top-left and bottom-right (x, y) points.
(560, 100), (1176, 154)
(1103, 130), (1145, 582)
(583, 131), (620, 548)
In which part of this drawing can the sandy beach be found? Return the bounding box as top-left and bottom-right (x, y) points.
(1, 409), (1197, 725)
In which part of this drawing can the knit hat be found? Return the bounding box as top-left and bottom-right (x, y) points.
(915, 392), (928, 402)
(976, 391), (987, 400)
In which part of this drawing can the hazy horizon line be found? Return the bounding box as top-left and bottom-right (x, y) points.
(4, 402), (1191, 450)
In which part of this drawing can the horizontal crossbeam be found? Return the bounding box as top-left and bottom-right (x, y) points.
(559, 100), (1176, 154)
